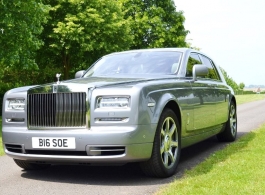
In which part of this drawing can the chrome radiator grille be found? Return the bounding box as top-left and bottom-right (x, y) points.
(28, 92), (86, 128)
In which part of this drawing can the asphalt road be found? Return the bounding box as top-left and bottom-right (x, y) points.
(1, 99), (265, 195)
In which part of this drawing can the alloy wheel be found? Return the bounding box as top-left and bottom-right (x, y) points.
(160, 117), (179, 169)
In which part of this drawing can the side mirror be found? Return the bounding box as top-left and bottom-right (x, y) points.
(192, 64), (208, 81)
(75, 70), (85, 78)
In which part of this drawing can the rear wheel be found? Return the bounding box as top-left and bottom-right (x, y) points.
(140, 108), (181, 178)
(217, 101), (237, 142)
(14, 159), (51, 170)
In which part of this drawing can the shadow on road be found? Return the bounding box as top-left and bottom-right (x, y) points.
(20, 132), (248, 186)
(21, 161), (171, 186)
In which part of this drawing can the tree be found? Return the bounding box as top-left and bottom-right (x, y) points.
(239, 82), (245, 90)
(37, 0), (133, 80)
(121, 0), (188, 49)
(220, 67), (239, 92)
(0, 0), (49, 70)
(0, 0), (50, 115)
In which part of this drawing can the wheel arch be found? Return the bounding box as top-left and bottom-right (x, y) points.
(151, 93), (182, 132)
(164, 100), (182, 132)
(217, 94), (237, 142)
(230, 95), (237, 109)
(227, 95), (237, 119)
(140, 100), (182, 177)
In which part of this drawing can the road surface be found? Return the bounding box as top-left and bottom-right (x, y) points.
(1, 99), (265, 195)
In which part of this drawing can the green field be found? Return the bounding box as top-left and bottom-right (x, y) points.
(235, 94), (265, 105)
(156, 123), (265, 195)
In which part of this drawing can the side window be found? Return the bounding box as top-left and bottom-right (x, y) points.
(186, 53), (202, 77)
(200, 55), (220, 80)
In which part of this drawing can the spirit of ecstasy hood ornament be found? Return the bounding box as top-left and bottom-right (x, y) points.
(56, 73), (61, 84)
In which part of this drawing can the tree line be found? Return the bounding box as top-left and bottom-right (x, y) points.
(0, 0), (187, 83)
(220, 67), (245, 93)
(0, 0), (244, 112)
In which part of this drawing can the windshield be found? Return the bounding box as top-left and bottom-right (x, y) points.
(83, 51), (182, 77)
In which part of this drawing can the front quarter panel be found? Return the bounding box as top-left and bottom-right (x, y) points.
(2, 86), (37, 128)
(90, 86), (141, 126)
(139, 80), (193, 138)
(85, 85), (156, 144)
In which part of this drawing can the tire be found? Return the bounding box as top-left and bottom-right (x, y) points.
(140, 108), (181, 178)
(14, 159), (51, 170)
(217, 101), (237, 142)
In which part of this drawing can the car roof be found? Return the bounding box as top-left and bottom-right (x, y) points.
(105, 48), (194, 56)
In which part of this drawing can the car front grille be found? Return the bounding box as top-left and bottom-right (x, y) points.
(28, 92), (86, 128)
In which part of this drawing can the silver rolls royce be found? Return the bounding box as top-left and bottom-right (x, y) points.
(2, 48), (237, 178)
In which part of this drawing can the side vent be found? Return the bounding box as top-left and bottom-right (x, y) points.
(87, 146), (125, 156)
(5, 144), (23, 153)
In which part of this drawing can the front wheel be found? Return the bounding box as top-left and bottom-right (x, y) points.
(217, 101), (237, 142)
(14, 159), (51, 170)
(140, 108), (181, 178)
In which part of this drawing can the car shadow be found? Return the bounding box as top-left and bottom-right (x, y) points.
(21, 162), (171, 186)
(20, 132), (249, 186)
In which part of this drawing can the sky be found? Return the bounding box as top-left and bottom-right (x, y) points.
(174, 0), (265, 86)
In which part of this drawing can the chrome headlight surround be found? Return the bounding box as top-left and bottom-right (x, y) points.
(96, 96), (130, 109)
(6, 98), (26, 111)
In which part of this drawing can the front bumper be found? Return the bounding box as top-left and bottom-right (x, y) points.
(2, 124), (155, 164)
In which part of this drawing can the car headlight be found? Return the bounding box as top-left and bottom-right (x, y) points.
(96, 96), (130, 109)
(7, 99), (25, 110)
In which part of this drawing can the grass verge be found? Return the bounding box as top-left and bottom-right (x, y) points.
(236, 94), (265, 105)
(156, 123), (265, 195)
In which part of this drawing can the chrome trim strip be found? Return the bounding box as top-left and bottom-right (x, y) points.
(86, 87), (94, 129)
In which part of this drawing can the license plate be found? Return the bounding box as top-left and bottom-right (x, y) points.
(32, 137), (76, 149)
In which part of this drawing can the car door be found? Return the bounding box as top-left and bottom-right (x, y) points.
(199, 55), (230, 125)
(186, 53), (216, 132)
